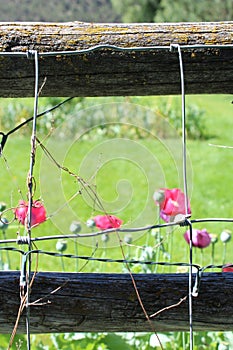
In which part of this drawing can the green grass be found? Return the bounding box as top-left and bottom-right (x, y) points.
(0, 94), (232, 273)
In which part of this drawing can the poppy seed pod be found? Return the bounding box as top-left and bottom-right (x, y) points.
(69, 221), (82, 233)
(56, 239), (67, 252)
(220, 230), (231, 243)
(86, 219), (96, 228)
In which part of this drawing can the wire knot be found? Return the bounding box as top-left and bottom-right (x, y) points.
(173, 214), (192, 226)
(170, 44), (180, 52)
(27, 50), (37, 60)
(192, 269), (203, 297)
(16, 235), (30, 245)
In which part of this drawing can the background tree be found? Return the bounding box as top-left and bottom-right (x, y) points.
(154, 0), (233, 22)
(111, 0), (161, 22)
(1, 0), (232, 23)
(0, 0), (120, 22)
(110, 0), (233, 23)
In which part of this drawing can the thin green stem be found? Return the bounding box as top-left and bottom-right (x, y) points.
(74, 240), (78, 272)
(222, 243), (227, 265)
(60, 256), (65, 272)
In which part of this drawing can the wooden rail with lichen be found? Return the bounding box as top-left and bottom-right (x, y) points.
(1, 272), (232, 333)
(0, 21), (232, 97)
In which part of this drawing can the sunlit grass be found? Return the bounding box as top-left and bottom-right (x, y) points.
(0, 94), (232, 273)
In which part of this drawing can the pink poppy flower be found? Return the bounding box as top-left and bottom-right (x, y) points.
(184, 228), (211, 248)
(93, 215), (123, 230)
(222, 264), (233, 272)
(15, 200), (46, 227)
(153, 188), (191, 222)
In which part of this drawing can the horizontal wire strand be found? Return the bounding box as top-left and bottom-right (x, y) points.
(0, 246), (232, 272)
(0, 217), (233, 245)
(0, 43), (232, 59)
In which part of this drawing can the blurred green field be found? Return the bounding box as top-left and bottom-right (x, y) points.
(0, 94), (232, 274)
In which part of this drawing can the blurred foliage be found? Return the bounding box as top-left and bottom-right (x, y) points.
(111, 0), (161, 22)
(1, 0), (232, 24)
(0, 0), (120, 23)
(154, 0), (233, 22)
(1, 331), (232, 349)
(0, 96), (208, 141)
(155, 98), (208, 140)
(110, 0), (233, 23)
(0, 97), (82, 136)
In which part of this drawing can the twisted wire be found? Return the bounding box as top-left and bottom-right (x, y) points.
(1, 245), (232, 272)
(0, 216), (232, 245)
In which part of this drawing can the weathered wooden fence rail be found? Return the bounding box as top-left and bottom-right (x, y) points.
(0, 272), (232, 333)
(0, 21), (232, 97)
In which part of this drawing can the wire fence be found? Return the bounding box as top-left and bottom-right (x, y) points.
(0, 43), (233, 350)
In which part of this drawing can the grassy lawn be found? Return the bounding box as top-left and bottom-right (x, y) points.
(0, 94), (232, 273)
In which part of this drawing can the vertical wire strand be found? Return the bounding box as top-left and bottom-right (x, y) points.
(26, 50), (39, 350)
(176, 44), (193, 350)
(187, 219), (193, 349)
(176, 45), (189, 214)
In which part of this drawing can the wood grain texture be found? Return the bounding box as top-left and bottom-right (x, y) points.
(0, 22), (232, 96)
(0, 272), (232, 333)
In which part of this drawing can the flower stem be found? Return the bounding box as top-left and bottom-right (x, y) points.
(222, 243), (227, 265)
(74, 240), (78, 272)
(211, 243), (215, 266)
(60, 256), (65, 272)
(2, 230), (11, 269)
(200, 249), (203, 266)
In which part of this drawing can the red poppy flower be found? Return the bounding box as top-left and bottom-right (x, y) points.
(153, 188), (191, 222)
(184, 228), (211, 248)
(93, 215), (123, 230)
(222, 264), (233, 272)
(15, 200), (46, 227)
